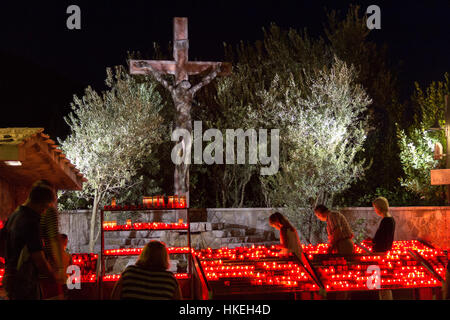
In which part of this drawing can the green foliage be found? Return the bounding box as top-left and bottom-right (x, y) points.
(58, 66), (165, 251)
(412, 73), (450, 131)
(395, 74), (449, 204)
(398, 128), (443, 200)
(192, 23), (337, 209)
(327, 5), (406, 206)
(59, 66), (165, 209)
(351, 218), (368, 243)
(196, 24), (372, 242)
(347, 186), (424, 207)
(259, 58), (371, 243)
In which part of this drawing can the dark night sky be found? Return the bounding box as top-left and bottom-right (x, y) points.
(0, 0), (449, 140)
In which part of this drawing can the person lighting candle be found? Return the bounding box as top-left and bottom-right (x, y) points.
(314, 205), (354, 255)
(269, 212), (303, 258)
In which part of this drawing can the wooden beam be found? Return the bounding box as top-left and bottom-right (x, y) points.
(0, 145), (20, 161)
(185, 61), (232, 76)
(130, 60), (176, 75)
(431, 169), (450, 185)
(174, 17), (188, 40)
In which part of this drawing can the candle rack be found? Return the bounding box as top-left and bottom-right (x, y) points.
(99, 195), (191, 299)
(193, 240), (448, 299)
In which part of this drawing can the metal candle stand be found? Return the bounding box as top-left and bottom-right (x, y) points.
(98, 195), (191, 299)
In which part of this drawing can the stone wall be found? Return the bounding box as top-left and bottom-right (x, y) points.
(59, 208), (280, 275)
(341, 207), (450, 249)
(59, 208), (279, 254)
(59, 206), (450, 255)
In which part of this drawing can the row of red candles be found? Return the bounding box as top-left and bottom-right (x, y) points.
(0, 269), (234, 287)
(67, 273), (190, 283)
(102, 273), (190, 281)
(202, 267), (442, 291)
(196, 242), (447, 291)
(104, 195), (187, 211)
(103, 247), (192, 256)
(15, 241), (444, 291)
(69, 241), (447, 266)
(103, 221), (188, 231)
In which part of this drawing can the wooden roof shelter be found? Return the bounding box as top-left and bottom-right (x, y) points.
(0, 128), (86, 220)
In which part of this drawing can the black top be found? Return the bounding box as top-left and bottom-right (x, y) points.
(5, 205), (43, 274)
(373, 216), (395, 253)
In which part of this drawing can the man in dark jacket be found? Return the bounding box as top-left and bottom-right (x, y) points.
(4, 182), (58, 299)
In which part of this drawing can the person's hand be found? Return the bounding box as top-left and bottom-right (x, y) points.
(279, 248), (289, 256)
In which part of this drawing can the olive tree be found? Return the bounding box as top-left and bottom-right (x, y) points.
(60, 66), (165, 252)
(260, 58), (371, 243)
(397, 74), (449, 204)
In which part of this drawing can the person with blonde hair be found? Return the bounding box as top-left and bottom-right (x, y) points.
(111, 241), (182, 300)
(366, 196), (395, 300)
(369, 197), (395, 253)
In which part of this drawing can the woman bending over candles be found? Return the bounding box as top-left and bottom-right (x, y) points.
(269, 212), (303, 258)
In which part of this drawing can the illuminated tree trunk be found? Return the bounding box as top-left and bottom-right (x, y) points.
(89, 189), (103, 253)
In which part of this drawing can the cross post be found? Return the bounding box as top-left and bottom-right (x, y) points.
(129, 17), (231, 207)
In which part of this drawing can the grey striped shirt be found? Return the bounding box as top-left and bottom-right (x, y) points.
(120, 265), (180, 300)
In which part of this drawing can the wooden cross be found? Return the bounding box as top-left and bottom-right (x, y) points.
(129, 17), (231, 207)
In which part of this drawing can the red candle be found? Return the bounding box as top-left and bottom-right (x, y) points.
(152, 196), (159, 207)
(142, 196), (152, 207)
(168, 196), (174, 208)
(179, 196), (186, 208)
(158, 196), (165, 208)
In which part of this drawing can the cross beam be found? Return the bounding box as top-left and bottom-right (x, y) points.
(130, 17), (231, 84)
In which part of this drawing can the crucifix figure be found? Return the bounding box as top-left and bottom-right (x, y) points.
(130, 17), (231, 207)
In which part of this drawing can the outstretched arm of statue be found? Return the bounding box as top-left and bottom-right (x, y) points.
(136, 61), (173, 91)
(189, 63), (222, 95)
